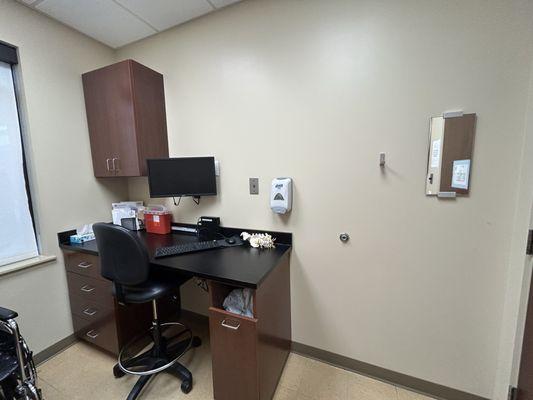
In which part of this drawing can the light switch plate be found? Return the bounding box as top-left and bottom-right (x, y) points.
(249, 178), (259, 195)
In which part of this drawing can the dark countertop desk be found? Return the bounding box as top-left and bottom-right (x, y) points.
(58, 223), (292, 400)
(58, 224), (292, 289)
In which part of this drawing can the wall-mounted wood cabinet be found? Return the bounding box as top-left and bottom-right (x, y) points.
(82, 59), (169, 177)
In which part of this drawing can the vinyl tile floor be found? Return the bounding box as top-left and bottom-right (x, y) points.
(37, 320), (435, 400)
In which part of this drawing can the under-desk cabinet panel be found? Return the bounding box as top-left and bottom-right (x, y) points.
(209, 307), (259, 400)
(72, 314), (119, 354)
(207, 253), (291, 400)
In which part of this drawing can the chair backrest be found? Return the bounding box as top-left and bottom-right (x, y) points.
(93, 223), (150, 286)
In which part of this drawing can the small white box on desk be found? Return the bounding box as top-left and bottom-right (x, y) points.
(111, 201), (143, 228)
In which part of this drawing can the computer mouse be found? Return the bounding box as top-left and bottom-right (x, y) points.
(226, 237), (236, 245)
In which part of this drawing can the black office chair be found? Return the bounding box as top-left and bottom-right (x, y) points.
(93, 223), (201, 400)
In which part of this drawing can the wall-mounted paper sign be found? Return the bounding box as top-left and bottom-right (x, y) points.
(451, 159), (470, 190)
(430, 138), (441, 168)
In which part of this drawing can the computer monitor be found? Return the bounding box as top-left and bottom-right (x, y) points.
(147, 157), (217, 198)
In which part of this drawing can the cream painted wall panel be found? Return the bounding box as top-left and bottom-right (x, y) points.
(494, 47), (533, 399)
(0, 0), (127, 353)
(119, 1), (533, 397)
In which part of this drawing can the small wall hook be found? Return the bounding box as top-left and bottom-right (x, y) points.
(339, 233), (350, 242)
(379, 152), (386, 167)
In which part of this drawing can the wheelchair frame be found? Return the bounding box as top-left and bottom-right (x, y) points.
(0, 312), (41, 400)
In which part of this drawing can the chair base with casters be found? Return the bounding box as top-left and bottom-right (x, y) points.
(112, 299), (202, 400)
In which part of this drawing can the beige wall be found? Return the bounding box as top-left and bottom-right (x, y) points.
(0, 0), (127, 352)
(1, 0), (533, 399)
(495, 51), (533, 398)
(117, 0), (533, 398)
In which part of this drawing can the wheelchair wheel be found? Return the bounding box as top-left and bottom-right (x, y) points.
(0, 381), (40, 400)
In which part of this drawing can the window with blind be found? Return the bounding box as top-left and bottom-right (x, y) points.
(0, 42), (38, 266)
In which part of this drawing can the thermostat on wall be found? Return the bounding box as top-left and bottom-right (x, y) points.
(271, 178), (292, 214)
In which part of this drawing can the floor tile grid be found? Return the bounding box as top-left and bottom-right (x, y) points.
(37, 337), (435, 400)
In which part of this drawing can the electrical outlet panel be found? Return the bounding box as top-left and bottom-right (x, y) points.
(249, 178), (259, 195)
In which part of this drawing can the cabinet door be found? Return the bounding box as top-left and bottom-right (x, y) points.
(130, 61), (169, 176)
(209, 307), (259, 400)
(82, 61), (139, 177)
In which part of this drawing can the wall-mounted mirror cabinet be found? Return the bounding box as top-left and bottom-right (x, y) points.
(426, 113), (476, 197)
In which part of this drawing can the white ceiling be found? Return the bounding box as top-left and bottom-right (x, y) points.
(17, 0), (242, 48)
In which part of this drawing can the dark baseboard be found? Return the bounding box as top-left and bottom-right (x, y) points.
(182, 309), (487, 400)
(35, 311), (488, 400)
(291, 341), (489, 400)
(34, 334), (78, 365)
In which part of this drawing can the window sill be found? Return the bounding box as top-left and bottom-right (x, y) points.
(0, 255), (57, 277)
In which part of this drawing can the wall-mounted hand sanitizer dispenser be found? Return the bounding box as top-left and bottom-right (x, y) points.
(271, 178), (292, 214)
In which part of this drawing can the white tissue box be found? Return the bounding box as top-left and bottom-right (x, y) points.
(70, 233), (95, 244)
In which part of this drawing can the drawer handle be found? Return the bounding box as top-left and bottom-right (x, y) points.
(77, 261), (93, 269)
(221, 319), (240, 330)
(80, 285), (95, 293)
(86, 330), (99, 339)
(83, 308), (97, 316)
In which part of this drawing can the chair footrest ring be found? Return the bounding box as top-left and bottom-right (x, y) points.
(118, 322), (193, 376)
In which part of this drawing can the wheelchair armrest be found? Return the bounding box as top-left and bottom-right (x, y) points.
(0, 307), (18, 321)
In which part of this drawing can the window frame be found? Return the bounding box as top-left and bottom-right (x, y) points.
(0, 40), (40, 258)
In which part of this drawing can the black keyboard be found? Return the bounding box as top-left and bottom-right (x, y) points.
(154, 236), (243, 258)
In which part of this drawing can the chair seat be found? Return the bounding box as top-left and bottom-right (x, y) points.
(114, 277), (178, 304)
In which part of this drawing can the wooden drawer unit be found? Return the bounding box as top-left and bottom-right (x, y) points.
(72, 314), (119, 354)
(209, 307), (259, 400)
(62, 250), (173, 356)
(66, 272), (114, 308)
(65, 252), (101, 279)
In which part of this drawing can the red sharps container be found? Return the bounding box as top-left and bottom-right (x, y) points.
(144, 211), (172, 234)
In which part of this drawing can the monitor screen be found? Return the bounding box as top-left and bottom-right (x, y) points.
(147, 157), (217, 198)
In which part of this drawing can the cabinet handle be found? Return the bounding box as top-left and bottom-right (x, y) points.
(221, 319), (240, 330)
(80, 285), (95, 293)
(77, 261), (92, 269)
(83, 308), (97, 316)
(106, 158), (113, 171)
(86, 330), (99, 339)
(112, 157), (120, 172)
